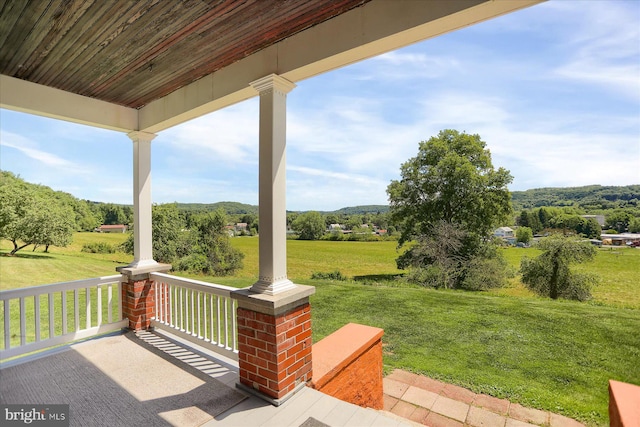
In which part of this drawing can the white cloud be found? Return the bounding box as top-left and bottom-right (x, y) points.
(551, 1), (640, 97)
(0, 130), (88, 172)
(159, 101), (259, 166)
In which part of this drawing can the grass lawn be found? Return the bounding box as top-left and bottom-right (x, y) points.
(2, 233), (639, 426)
(0, 233), (132, 289)
(307, 280), (640, 427)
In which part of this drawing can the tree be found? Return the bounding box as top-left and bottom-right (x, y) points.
(190, 210), (244, 275)
(387, 130), (513, 289)
(122, 203), (191, 263)
(605, 210), (633, 232)
(0, 172), (75, 254)
(520, 235), (598, 301)
(387, 130), (513, 247)
(516, 226), (533, 244)
(629, 217), (640, 233)
(400, 221), (507, 290)
(581, 217), (601, 239)
(292, 211), (325, 240)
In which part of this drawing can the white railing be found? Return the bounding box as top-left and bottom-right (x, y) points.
(0, 275), (127, 360)
(149, 272), (238, 361)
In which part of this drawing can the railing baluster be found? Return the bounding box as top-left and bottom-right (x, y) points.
(107, 285), (113, 324)
(48, 293), (54, 339)
(179, 287), (184, 332)
(74, 289), (79, 332)
(85, 287), (91, 329)
(97, 285), (102, 326)
(159, 282), (164, 323)
(224, 297), (229, 349)
(232, 299), (237, 351)
(153, 281), (159, 321)
(203, 292), (208, 341)
(3, 300), (10, 350)
(216, 296), (221, 346)
(197, 291), (202, 338)
(62, 291), (68, 334)
(20, 297), (26, 346)
(34, 295), (41, 342)
(209, 294), (214, 343)
(190, 289), (195, 336)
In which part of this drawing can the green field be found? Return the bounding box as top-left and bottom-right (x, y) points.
(2, 233), (639, 426)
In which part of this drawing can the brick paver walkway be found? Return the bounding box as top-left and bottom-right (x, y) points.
(383, 369), (586, 427)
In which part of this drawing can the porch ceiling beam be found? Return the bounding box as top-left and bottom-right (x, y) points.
(0, 75), (137, 132)
(139, 0), (542, 133)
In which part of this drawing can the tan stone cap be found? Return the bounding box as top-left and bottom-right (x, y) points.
(609, 379), (640, 427)
(311, 322), (384, 389)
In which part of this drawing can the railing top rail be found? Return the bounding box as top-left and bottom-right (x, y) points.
(149, 272), (238, 297)
(0, 275), (123, 301)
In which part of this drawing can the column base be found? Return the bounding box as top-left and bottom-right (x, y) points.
(250, 278), (297, 295)
(236, 380), (307, 407)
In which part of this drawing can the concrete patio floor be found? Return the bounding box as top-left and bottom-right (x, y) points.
(0, 330), (414, 427)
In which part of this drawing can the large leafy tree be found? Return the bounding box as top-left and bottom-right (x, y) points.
(387, 130), (513, 289)
(388, 130), (513, 246)
(520, 235), (598, 301)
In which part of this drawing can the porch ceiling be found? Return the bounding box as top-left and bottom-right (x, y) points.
(0, 0), (370, 109)
(0, 0), (543, 133)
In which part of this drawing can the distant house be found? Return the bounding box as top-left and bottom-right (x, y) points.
(328, 224), (342, 231)
(97, 224), (127, 233)
(493, 227), (514, 238)
(235, 223), (248, 232)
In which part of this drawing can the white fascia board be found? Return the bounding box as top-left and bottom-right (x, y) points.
(0, 74), (137, 132)
(139, 0), (543, 133)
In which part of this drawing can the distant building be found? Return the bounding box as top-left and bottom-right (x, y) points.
(97, 224), (127, 233)
(581, 215), (605, 226)
(493, 227), (514, 238)
(601, 233), (640, 246)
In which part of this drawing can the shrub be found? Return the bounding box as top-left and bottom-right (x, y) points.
(520, 234), (598, 301)
(81, 242), (116, 254)
(311, 270), (347, 281)
(174, 253), (210, 274)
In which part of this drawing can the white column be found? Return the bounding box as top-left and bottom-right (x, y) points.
(250, 74), (297, 295)
(127, 131), (157, 268)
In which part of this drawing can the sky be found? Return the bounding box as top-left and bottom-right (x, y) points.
(1, 0), (639, 212)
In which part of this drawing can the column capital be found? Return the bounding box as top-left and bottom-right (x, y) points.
(250, 74), (296, 95)
(127, 130), (157, 142)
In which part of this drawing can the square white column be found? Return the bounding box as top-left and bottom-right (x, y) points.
(126, 131), (157, 268)
(250, 74), (297, 295)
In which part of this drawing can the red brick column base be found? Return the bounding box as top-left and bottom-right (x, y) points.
(121, 278), (155, 330)
(232, 285), (315, 406)
(117, 263), (171, 331)
(310, 323), (384, 409)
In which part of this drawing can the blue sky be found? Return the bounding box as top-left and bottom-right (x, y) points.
(1, 0), (639, 212)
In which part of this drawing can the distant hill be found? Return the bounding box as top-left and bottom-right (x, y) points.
(176, 201), (258, 215)
(511, 185), (640, 211)
(324, 205), (390, 215)
(175, 202), (390, 216)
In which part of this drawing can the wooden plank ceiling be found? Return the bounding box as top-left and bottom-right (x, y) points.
(0, 0), (370, 109)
